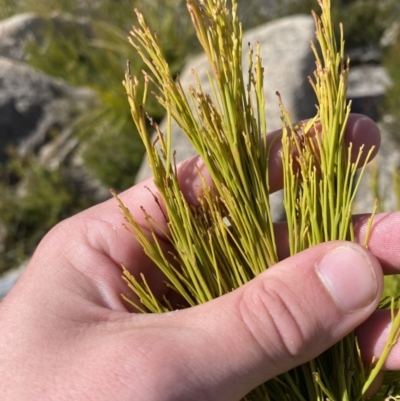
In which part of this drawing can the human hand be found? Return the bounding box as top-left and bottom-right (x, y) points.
(1, 114), (399, 401)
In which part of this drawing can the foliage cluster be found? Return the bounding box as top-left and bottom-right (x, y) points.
(0, 154), (92, 274)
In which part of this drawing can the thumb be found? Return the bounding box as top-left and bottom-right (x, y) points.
(171, 241), (383, 401)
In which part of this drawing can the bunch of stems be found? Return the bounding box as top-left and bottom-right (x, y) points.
(116, 0), (400, 399)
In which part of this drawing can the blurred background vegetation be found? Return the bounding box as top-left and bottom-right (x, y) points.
(0, 0), (399, 276)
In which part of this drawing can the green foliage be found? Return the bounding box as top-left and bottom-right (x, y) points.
(82, 125), (145, 190)
(384, 275), (400, 299)
(335, 0), (397, 48)
(383, 31), (400, 136)
(284, 0), (399, 49)
(0, 154), (93, 275)
(0, 0), (14, 19)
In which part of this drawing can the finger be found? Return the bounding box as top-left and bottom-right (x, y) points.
(145, 241), (383, 400)
(345, 113), (380, 165)
(356, 309), (400, 371)
(273, 211), (400, 275)
(364, 371), (384, 398)
(267, 113), (380, 193)
(354, 212), (400, 275)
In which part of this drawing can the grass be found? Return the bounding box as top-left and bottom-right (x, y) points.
(0, 153), (92, 274)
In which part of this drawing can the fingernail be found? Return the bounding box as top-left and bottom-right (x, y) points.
(316, 246), (377, 312)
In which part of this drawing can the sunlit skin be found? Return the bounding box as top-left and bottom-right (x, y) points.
(0, 114), (399, 400)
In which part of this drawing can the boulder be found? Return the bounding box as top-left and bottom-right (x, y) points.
(0, 56), (93, 162)
(0, 56), (110, 202)
(0, 13), (44, 61)
(0, 11), (111, 203)
(0, 12), (92, 62)
(348, 64), (393, 121)
(354, 125), (400, 214)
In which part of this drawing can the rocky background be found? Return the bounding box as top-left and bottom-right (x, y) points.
(1, 0), (399, 298)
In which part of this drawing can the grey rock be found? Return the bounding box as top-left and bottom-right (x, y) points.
(237, 0), (287, 27)
(380, 21), (400, 48)
(61, 143), (111, 202)
(347, 65), (393, 121)
(0, 56), (109, 202)
(0, 12), (92, 62)
(0, 56), (92, 162)
(0, 13), (43, 61)
(36, 128), (111, 202)
(0, 11), (108, 203)
(38, 128), (79, 170)
(347, 46), (381, 65)
(237, 0), (304, 29)
(348, 65), (392, 99)
(354, 124), (400, 214)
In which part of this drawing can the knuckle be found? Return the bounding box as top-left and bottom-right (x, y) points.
(237, 276), (317, 362)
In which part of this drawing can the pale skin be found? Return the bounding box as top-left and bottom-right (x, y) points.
(1, 114), (400, 400)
